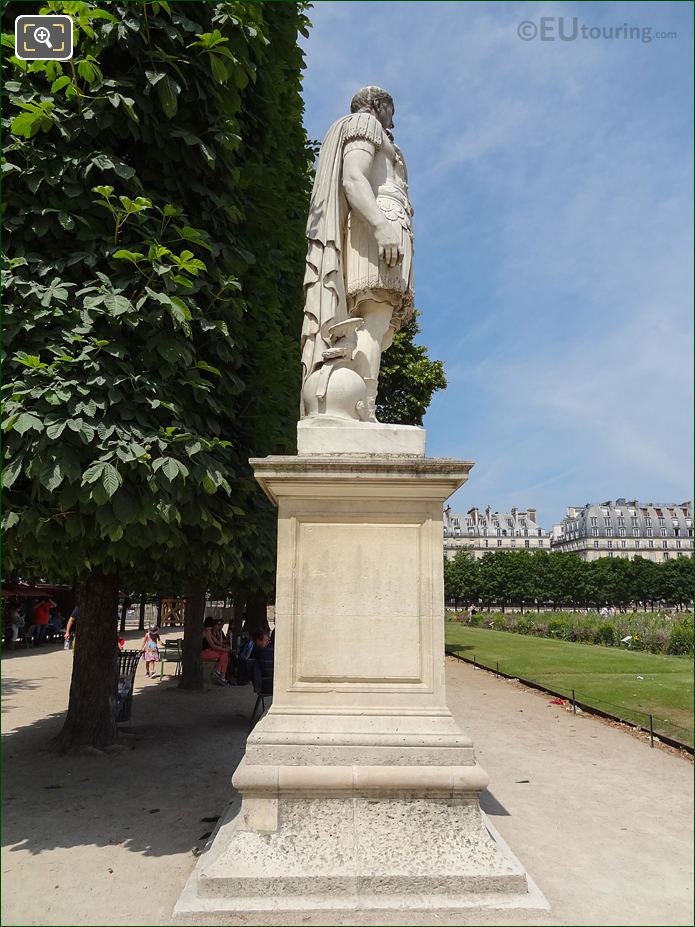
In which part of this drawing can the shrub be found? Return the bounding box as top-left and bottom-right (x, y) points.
(515, 616), (536, 635)
(490, 615), (507, 631)
(667, 621), (694, 656)
(597, 624), (615, 647)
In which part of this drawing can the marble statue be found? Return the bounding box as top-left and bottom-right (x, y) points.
(300, 86), (414, 423)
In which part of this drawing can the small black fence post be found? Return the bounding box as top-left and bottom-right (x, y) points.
(496, 661), (499, 677)
(649, 714), (654, 748)
(473, 654), (477, 670)
(572, 689), (577, 714)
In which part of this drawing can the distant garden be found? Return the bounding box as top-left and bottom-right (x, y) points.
(446, 608), (693, 656)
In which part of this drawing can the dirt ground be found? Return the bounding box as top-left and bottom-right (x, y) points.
(2, 629), (693, 927)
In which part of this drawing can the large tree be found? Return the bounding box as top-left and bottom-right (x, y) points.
(2, 0), (311, 746)
(376, 312), (446, 425)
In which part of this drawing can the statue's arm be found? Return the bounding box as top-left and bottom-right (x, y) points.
(342, 147), (401, 268)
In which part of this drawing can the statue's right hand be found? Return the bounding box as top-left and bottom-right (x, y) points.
(375, 222), (402, 268)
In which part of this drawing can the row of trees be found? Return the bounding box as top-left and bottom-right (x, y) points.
(2, 2), (445, 749)
(444, 549), (693, 611)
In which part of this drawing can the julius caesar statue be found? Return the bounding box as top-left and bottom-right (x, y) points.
(300, 86), (414, 423)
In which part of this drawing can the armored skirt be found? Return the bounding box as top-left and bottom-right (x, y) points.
(344, 182), (414, 331)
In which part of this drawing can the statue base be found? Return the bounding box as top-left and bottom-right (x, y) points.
(175, 453), (547, 919)
(297, 416), (425, 456)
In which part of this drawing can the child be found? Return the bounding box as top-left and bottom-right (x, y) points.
(141, 626), (160, 678)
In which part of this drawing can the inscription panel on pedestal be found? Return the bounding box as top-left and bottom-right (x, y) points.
(295, 522), (421, 683)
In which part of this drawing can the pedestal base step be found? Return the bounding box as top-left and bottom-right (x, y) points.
(175, 796), (548, 919)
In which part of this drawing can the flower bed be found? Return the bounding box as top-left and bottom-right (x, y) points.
(446, 610), (693, 656)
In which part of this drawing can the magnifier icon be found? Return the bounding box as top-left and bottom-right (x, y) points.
(33, 26), (53, 49)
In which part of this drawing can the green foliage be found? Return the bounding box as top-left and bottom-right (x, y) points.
(2, 1), (312, 589)
(376, 312), (446, 426)
(667, 616), (694, 656)
(446, 607), (693, 657)
(444, 549), (694, 613)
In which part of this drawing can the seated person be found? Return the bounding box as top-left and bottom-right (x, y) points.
(201, 616), (229, 685)
(249, 628), (274, 695)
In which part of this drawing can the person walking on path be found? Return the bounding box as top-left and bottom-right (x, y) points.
(63, 606), (78, 650)
(141, 626), (161, 679)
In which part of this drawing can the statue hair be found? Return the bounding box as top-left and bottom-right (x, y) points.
(350, 86), (393, 115)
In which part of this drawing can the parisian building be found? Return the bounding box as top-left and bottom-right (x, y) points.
(550, 499), (693, 562)
(443, 505), (551, 560)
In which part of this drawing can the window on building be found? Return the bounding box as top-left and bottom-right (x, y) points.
(511, 539), (516, 547)
(646, 528), (653, 537)
(633, 528), (640, 537)
(538, 529), (542, 537)
(524, 540), (530, 548)
(621, 540), (627, 548)
(635, 540), (641, 548)
(660, 528), (667, 537)
(497, 529), (501, 537)
(619, 528), (626, 537)
(648, 540), (654, 548)
(497, 540), (502, 547)
(538, 539), (544, 546)
(606, 527), (613, 537)
(664, 551), (669, 560)
(608, 551), (614, 558)
(484, 539), (489, 548)
(659, 518), (665, 527)
(676, 540), (682, 549)
(593, 540), (599, 548)
(604, 518), (611, 527)
(607, 540), (613, 549)
(617, 517), (625, 527)
(645, 518), (652, 527)
(592, 528), (598, 537)
(591, 517), (597, 526)
(663, 540), (668, 548)
(631, 517), (639, 526)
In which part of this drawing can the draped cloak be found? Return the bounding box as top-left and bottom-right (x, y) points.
(300, 112), (384, 402)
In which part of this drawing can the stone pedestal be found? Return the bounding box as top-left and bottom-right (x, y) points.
(176, 449), (547, 918)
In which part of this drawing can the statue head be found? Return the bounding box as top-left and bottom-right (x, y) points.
(350, 86), (394, 131)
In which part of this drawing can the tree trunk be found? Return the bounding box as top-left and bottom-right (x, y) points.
(231, 595), (246, 644)
(245, 589), (269, 633)
(138, 593), (146, 631)
(179, 580), (205, 690)
(55, 572), (119, 751)
(119, 596), (129, 634)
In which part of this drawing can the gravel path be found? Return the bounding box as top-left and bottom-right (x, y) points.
(2, 634), (692, 926)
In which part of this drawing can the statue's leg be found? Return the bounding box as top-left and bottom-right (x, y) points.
(352, 300), (393, 382)
(352, 300), (393, 423)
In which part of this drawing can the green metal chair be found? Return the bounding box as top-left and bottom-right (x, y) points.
(159, 638), (183, 679)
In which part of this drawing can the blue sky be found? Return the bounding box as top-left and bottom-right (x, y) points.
(299, 0), (694, 528)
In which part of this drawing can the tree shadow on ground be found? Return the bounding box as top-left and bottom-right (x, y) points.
(1, 677), (43, 713)
(2, 676), (256, 860)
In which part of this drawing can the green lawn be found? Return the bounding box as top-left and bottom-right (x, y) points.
(445, 623), (694, 747)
